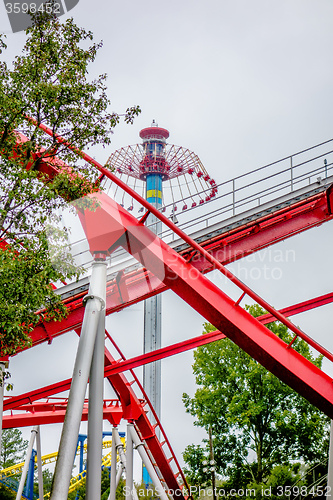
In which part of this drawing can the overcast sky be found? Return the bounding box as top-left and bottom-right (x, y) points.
(1, 0), (333, 481)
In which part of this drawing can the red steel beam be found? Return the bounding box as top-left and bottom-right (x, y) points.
(259, 291), (333, 324)
(21, 188), (333, 354)
(3, 402), (123, 428)
(5, 125), (333, 498)
(6, 292), (333, 412)
(6, 398), (124, 413)
(102, 346), (184, 497)
(103, 330), (226, 377)
(3, 332), (226, 411)
(77, 192), (333, 417)
(15, 119), (333, 351)
(5, 299), (333, 495)
(4, 346), (194, 496)
(7, 124), (333, 353)
(32, 124), (333, 346)
(4, 379), (72, 411)
(9, 257), (333, 429)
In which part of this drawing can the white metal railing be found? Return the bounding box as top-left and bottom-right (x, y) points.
(55, 137), (333, 284)
(156, 138), (333, 241)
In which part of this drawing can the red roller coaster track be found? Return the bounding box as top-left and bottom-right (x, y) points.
(22, 184), (333, 353)
(2, 123), (333, 499)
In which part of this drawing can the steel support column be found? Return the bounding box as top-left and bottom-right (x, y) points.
(86, 306), (106, 500)
(50, 259), (107, 500)
(36, 425), (44, 500)
(25, 449), (37, 500)
(125, 424), (134, 500)
(109, 427), (117, 500)
(114, 428), (127, 486)
(143, 293), (161, 424)
(144, 179), (162, 427)
(128, 424), (169, 500)
(16, 426), (38, 500)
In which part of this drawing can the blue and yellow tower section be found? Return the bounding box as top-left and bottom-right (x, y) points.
(139, 120), (170, 209)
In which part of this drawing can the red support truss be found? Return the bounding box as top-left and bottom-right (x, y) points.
(77, 191), (333, 417)
(23, 188), (333, 351)
(3, 123), (333, 500)
(2, 399), (124, 428)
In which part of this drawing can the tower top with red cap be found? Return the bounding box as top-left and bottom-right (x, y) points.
(139, 120), (170, 142)
(104, 121), (217, 213)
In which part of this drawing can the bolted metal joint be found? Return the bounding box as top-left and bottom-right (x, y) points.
(133, 440), (144, 451)
(93, 252), (107, 261)
(82, 294), (106, 309)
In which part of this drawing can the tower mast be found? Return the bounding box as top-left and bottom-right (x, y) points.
(140, 121), (170, 428)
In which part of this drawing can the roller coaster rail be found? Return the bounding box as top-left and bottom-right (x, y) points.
(33, 120), (333, 398)
(36, 119), (333, 366)
(4, 119), (333, 500)
(0, 438), (114, 479)
(0, 436), (125, 499)
(157, 136), (333, 230)
(104, 330), (190, 491)
(68, 136), (333, 272)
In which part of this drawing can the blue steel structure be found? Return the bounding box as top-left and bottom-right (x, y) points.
(75, 431), (125, 474)
(25, 449), (37, 500)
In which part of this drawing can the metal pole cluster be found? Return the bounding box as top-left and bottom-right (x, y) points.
(128, 424), (169, 500)
(109, 427), (118, 500)
(16, 426), (43, 500)
(50, 257), (107, 500)
(86, 305), (106, 499)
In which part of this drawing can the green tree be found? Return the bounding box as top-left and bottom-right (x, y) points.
(0, 484), (16, 500)
(33, 468), (54, 496)
(183, 305), (329, 489)
(0, 9), (140, 354)
(0, 428), (28, 468)
(42, 468), (54, 494)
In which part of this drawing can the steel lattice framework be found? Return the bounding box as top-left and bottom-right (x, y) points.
(105, 143), (217, 211)
(107, 143), (212, 181)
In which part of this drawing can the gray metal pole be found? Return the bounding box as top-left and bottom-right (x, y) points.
(128, 424), (169, 500)
(109, 429), (139, 500)
(143, 293), (161, 426)
(327, 420), (333, 498)
(107, 456), (123, 500)
(0, 362), (6, 465)
(125, 424), (134, 500)
(16, 426), (38, 500)
(109, 427), (118, 500)
(50, 259), (107, 500)
(36, 426), (44, 500)
(144, 204), (162, 432)
(116, 465), (124, 488)
(114, 428), (126, 468)
(86, 305), (106, 500)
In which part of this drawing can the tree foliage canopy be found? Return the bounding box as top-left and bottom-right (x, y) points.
(0, 428), (28, 469)
(183, 305), (329, 488)
(0, 10), (140, 353)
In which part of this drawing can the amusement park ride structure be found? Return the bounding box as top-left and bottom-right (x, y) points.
(1, 121), (333, 499)
(104, 121), (218, 430)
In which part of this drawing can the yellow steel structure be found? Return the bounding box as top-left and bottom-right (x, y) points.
(0, 437), (125, 499)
